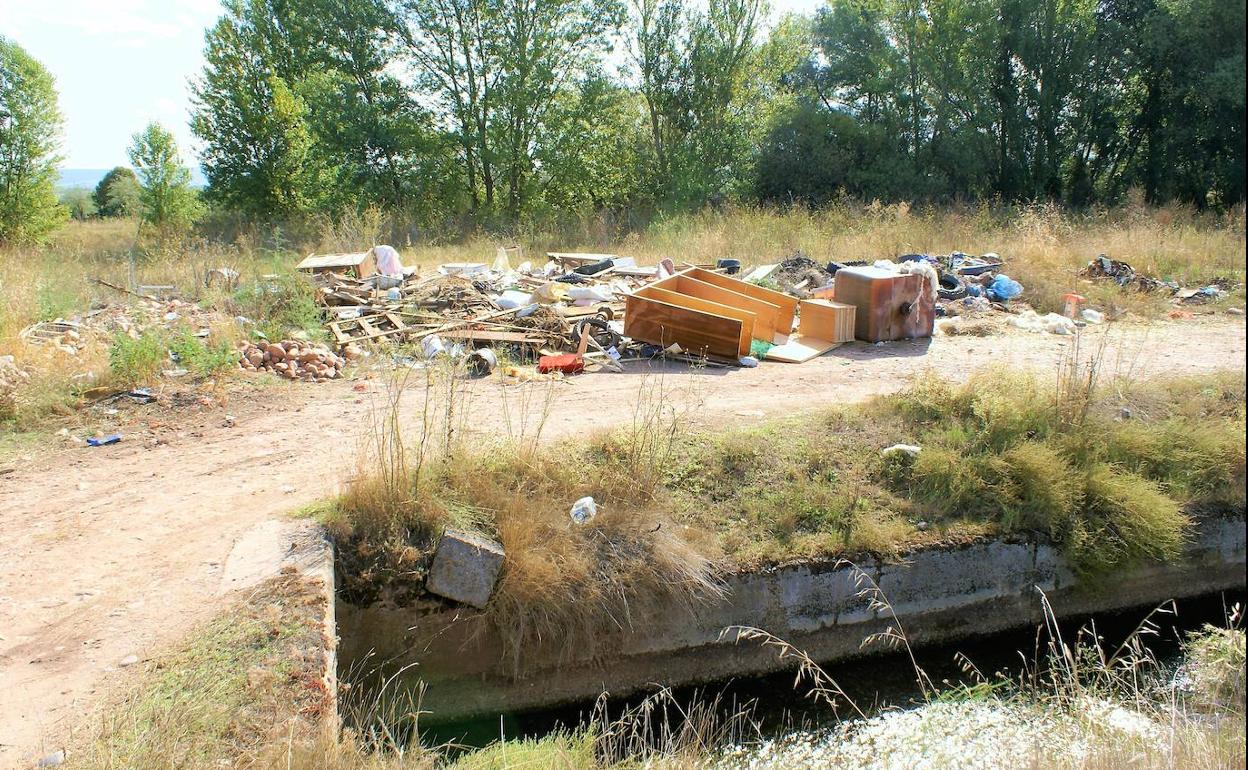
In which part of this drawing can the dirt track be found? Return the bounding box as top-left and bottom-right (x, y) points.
(1, 317), (1244, 767)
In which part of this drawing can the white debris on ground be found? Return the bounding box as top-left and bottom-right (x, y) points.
(712, 699), (1166, 770)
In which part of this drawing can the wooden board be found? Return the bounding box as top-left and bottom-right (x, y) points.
(798, 299), (856, 343)
(546, 252), (619, 266)
(669, 275), (781, 342)
(685, 267), (798, 337)
(297, 251), (377, 278)
(638, 285), (756, 357)
(765, 335), (841, 363)
(624, 294), (744, 360)
(438, 329), (546, 345)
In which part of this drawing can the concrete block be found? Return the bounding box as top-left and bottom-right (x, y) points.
(426, 529), (504, 608)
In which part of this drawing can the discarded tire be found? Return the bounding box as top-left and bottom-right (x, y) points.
(938, 273), (968, 301)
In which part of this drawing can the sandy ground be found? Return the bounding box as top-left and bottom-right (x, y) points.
(0, 316), (1244, 767)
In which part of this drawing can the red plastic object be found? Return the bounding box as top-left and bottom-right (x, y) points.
(537, 354), (584, 374)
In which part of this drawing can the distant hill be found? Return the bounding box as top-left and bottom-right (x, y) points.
(58, 167), (208, 191)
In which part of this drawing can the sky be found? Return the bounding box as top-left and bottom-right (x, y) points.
(2, 0), (826, 171)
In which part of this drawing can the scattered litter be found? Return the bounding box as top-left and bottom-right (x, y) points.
(570, 496), (598, 524)
(117, 388), (155, 404)
(881, 444), (921, 458)
(538, 353), (585, 375)
(986, 274), (1023, 302)
(204, 266), (240, 291)
(1011, 309), (1077, 335)
(371, 244), (406, 277)
(86, 434), (122, 447)
(1080, 308), (1105, 324)
(466, 348), (497, 377)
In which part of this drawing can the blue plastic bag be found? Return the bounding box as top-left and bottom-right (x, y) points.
(986, 274), (1023, 302)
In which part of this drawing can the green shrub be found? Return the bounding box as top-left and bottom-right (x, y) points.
(230, 274), (323, 342)
(905, 445), (992, 519)
(1105, 419), (1246, 505)
(992, 442), (1083, 535)
(1073, 464), (1189, 575)
(167, 330), (237, 378)
(108, 331), (166, 387)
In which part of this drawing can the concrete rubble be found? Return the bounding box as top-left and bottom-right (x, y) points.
(425, 528), (506, 609)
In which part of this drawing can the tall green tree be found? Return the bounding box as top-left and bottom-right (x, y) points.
(93, 166), (141, 217)
(192, 1), (330, 219)
(400, 0), (625, 218)
(0, 37), (66, 244)
(628, 0), (769, 207)
(128, 123), (197, 232)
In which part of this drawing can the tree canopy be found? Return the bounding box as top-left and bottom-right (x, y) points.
(93, 166), (141, 218)
(128, 122), (198, 233)
(0, 37), (66, 244)
(184, 0), (1245, 226)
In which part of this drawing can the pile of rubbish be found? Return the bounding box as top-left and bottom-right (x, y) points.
(239, 340), (348, 381)
(1080, 255), (1235, 304)
(300, 247), (668, 376)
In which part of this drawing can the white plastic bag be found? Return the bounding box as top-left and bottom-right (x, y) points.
(372, 245), (405, 277)
(570, 496), (598, 524)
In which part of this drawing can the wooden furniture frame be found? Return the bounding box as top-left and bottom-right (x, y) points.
(624, 267), (798, 359)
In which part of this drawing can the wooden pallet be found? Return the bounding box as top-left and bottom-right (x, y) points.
(327, 312), (409, 345)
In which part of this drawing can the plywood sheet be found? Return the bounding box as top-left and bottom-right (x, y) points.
(765, 336), (841, 363)
(297, 252), (377, 277)
(624, 294), (744, 360)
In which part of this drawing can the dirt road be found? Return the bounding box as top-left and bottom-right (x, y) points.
(1, 317), (1244, 767)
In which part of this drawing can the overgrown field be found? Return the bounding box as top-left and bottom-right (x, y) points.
(2, 203), (1244, 435)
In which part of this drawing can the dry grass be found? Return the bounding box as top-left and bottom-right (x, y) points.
(65, 572), (333, 770)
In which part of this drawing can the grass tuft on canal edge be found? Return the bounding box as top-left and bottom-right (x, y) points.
(323, 361), (1244, 665)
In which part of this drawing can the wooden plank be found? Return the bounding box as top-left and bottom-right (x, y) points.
(686, 267), (798, 337)
(797, 299), (856, 343)
(439, 329), (545, 344)
(624, 294), (743, 360)
(765, 336), (841, 363)
(546, 252), (618, 265)
(384, 312), (408, 332)
(328, 322), (351, 345)
(742, 264), (778, 283)
(638, 286), (755, 357)
(670, 274), (781, 342)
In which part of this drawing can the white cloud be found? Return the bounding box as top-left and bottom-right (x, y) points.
(6, 0), (217, 49)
